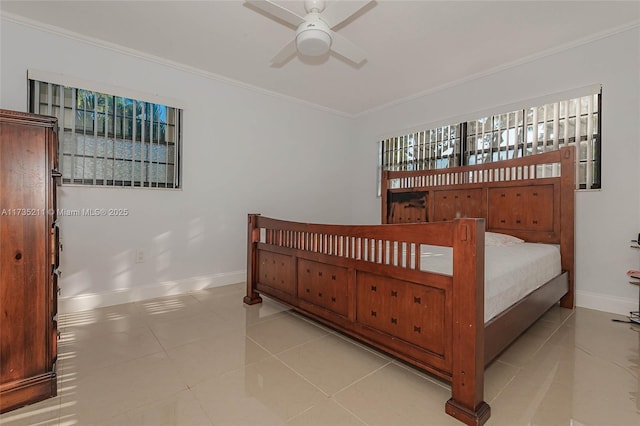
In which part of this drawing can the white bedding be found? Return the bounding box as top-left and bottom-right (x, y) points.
(418, 243), (562, 323)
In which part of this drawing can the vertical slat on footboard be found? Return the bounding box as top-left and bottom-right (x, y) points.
(445, 219), (491, 426)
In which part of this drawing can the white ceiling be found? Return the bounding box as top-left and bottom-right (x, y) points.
(2, 1), (639, 116)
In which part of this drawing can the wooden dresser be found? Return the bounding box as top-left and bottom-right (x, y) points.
(0, 109), (60, 413)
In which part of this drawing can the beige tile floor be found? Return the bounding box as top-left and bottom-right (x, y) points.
(1, 283), (639, 426)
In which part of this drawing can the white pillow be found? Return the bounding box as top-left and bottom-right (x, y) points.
(485, 232), (524, 246)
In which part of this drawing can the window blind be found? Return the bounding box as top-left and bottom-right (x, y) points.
(382, 125), (462, 172)
(29, 79), (182, 189)
(380, 91), (601, 190)
(466, 93), (600, 189)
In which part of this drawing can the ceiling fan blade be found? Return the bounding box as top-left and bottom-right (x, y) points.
(329, 30), (366, 65)
(245, 0), (305, 27)
(321, 0), (372, 29)
(270, 40), (298, 66)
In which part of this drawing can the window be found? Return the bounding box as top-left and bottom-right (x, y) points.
(28, 79), (182, 188)
(380, 124), (462, 172)
(380, 91), (601, 191)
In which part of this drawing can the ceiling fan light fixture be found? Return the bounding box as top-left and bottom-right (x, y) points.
(247, 0), (370, 65)
(296, 28), (331, 56)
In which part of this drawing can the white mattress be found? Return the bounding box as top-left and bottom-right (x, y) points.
(418, 243), (562, 323)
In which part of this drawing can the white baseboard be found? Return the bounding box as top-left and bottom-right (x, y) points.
(60, 274), (637, 317)
(576, 290), (638, 316)
(59, 270), (246, 313)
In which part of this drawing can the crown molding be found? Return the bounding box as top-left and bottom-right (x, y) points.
(0, 11), (353, 119)
(2, 11), (638, 119)
(355, 20), (640, 118)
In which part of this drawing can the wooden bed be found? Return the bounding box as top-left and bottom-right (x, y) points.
(244, 146), (575, 425)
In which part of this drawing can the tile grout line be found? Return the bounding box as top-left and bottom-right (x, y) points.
(388, 359), (451, 391)
(272, 352), (393, 423)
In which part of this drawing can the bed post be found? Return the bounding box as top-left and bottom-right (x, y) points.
(445, 218), (490, 426)
(381, 170), (390, 224)
(559, 146), (575, 309)
(244, 213), (262, 305)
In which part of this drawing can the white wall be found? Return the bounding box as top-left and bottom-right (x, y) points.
(2, 17), (639, 316)
(351, 27), (640, 315)
(1, 19), (355, 311)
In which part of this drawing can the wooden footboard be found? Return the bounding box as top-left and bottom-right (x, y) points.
(245, 147), (574, 425)
(245, 214), (490, 425)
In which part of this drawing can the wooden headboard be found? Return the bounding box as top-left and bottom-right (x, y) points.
(381, 146), (575, 307)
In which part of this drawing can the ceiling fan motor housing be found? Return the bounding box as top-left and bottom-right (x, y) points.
(296, 15), (331, 56)
(247, 0), (367, 65)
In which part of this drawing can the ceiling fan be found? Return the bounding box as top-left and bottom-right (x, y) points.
(246, 0), (372, 66)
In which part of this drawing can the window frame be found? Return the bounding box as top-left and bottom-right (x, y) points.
(379, 90), (602, 192)
(27, 72), (183, 189)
